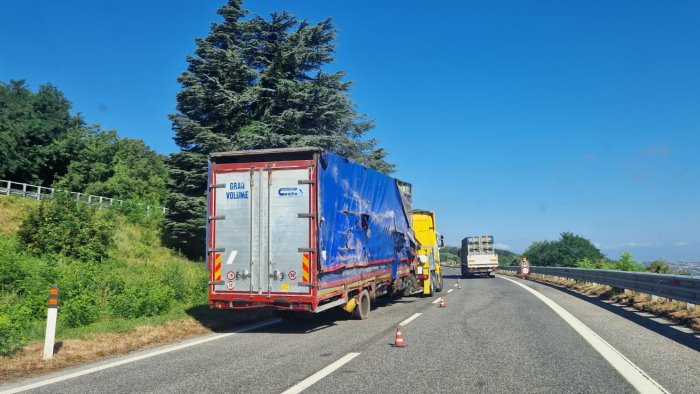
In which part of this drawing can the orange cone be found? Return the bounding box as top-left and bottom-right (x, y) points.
(438, 297), (446, 308)
(393, 326), (406, 347)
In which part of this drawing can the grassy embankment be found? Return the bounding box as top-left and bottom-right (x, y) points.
(0, 196), (269, 382)
(498, 269), (700, 331)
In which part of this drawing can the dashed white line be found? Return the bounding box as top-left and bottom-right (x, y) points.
(281, 352), (360, 394)
(399, 313), (422, 326)
(1, 319), (282, 394)
(447, 289), (454, 293)
(500, 276), (669, 394)
(432, 297), (441, 304)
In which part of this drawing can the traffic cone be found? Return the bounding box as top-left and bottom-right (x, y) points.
(438, 297), (446, 308)
(393, 326), (406, 347)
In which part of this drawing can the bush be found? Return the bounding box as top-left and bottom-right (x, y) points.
(18, 192), (114, 262)
(60, 292), (102, 327)
(615, 252), (646, 272)
(110, 199), (164, 229)
(110, 282), (174, 319)
(0, 313), (24, 356)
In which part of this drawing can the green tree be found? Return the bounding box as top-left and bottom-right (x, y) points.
(614, 252), (646, 272)
(0, 80), (84, 185)
(646, 259), (672, 274)
(165, 0), (393, 259)
(55, 128), (168, 204)
(523, 232), (605, 267)
(495, 249), (521, 266)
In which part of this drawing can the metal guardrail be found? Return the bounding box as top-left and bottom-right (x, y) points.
(497, 266), (700, 305)
(0, 179), (168, 214)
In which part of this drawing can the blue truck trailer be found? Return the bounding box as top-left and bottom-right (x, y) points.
(206, 147), (419, 319)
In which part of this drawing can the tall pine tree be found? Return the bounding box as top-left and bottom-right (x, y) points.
(164, 1), (393, 259)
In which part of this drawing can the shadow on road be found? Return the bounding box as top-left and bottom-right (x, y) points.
(185, 295), (423, 335)
(534, 280), (700, 353)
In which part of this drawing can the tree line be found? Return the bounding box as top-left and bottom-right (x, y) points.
(0, 80), (167, 205)
(518, 232), (681, 274)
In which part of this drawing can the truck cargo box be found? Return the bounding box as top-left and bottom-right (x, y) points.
(206, 147), (415, 312)
(460, 235), (499, 278)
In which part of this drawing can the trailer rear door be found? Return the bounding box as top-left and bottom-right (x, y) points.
(210, 162), (314, 296)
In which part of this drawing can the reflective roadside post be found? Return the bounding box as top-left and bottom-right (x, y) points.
(43, 284), (59, 360)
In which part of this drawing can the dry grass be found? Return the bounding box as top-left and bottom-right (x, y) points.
(0, 308), (274, 383)
(0, 197), (35, 235)
(0, 318), (209, 382)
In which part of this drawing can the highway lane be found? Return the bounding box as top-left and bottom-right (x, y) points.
(2, 267), (697, 393)
(308, 271), (636, 393)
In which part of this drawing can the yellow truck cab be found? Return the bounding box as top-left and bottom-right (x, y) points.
(412, 210), (444, 296)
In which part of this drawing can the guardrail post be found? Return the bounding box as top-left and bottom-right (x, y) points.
(5, 180), (9, 195)
(37, 186), (42, 200)
(43, 284), (59, 360)
(22, 183), (27, 197)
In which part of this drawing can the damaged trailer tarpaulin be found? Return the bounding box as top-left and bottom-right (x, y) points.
(316, 150), (416, 288)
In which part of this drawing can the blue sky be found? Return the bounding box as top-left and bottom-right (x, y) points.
(2, 1), (699, 261)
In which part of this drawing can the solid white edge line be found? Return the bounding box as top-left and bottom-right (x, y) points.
(499, 276), (669, 394)
(281, 352), (361, 394)
(399, 313), (422, 326)
(1, 318), (282, 394)
(447, 289), (454, 293)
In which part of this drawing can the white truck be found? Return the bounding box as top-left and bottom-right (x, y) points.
(460, 235), (498, 278)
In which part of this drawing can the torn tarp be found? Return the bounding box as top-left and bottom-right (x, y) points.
(316, 151), (415, 288)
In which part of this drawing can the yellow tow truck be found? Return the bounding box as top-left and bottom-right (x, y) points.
(412, 210), (444, 296)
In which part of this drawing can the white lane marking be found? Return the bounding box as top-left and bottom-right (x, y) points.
(500, 277), (669, 394)
(454, 283), (458, 287)
(432, 297), (441, 304)
(1, 319), (282, 394)
(447, 289), (454, 293)
(281, 352), (360, 394)
(399, 313), (422, 326)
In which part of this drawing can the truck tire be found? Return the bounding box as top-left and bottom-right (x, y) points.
(353, 290), (370, 320)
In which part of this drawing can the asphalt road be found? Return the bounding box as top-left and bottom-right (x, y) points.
(2, 267), (699, 394)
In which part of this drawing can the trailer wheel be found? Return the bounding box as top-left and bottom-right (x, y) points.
(353, 290), (370, 320)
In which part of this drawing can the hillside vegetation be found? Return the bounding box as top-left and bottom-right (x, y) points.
(0, 196), (206, 356)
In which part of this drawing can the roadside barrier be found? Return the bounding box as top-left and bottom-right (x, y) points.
(0, 179), (167, 214)
(498, 266), (699, 307)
